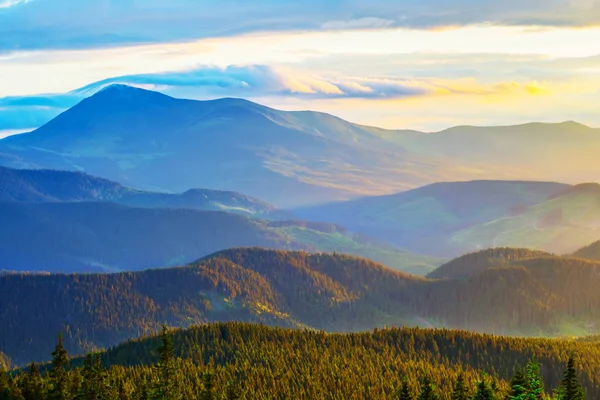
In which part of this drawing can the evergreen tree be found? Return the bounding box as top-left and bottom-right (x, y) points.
(223, 380), (241, 400)
(48, 333), (69, 400)
(451, 373), (469, 400)
(199, 372), (215, 400)
(507, 368), (527, 400)
(397, 377), (414, 400)
(560, 356), (585, 400)
(473, 378), (495, 400)
(21, 363), (44, 400)
(525, 360), (545, 400)
(418, 375), (439, 400)
(153, 325), (178, 400)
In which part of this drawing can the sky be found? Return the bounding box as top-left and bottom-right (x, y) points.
(1, 0), (599, 137)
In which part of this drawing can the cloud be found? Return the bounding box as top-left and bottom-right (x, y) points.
(0, 0), (31, 8)
(2, 0), (600, 52)
(322, 18), (396, 30)
(0, 63), (573, 135)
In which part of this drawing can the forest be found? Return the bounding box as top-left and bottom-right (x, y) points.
(0, 322), (591, 399)
(4, 248), (600, 365)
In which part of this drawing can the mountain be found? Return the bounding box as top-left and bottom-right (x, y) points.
(427, 248), (554, 279)
(294, 180), (570, 256)
(451, 183), (600, 254)
(2, 85), (598, 207)
(572, 239), (600, 261)
(0, 201), (438, 274)
(3, 248), (600, 364)
(0, 165), (288, 219)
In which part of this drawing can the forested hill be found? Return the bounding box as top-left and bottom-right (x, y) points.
(428, 248), (554, 279)
(12, 322), (600, 399)
(4, 248), (600, 365)
(0, 165), (287, 219)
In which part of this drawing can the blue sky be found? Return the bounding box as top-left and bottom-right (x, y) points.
(1, 0), (600, 136)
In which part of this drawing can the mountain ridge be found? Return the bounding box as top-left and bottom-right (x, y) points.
(3, 247), (600, 364)
(3, 85), (600, 206)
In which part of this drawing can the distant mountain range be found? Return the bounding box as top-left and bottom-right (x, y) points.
(0, 165), (287, 219)
(2, 85), (600, 207)
(0, 166), (440, 274)
(3, 247), (600, 364)
(294, 181), (584, 256)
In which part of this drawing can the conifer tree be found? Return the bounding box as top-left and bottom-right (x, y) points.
(48, 333), (69, 400)
(224, 380), (241, 400)
(451, 372), (469, 400)
(199, 371), (215, 400)
(473, 378), (495, 400)
(21, 363), (44, 400)
(525, 360), (545, 400)
(560, 357), (585, 400)
(507, 368), (527, 400)
(418, 375), (439, 400)
(397, 377), (414, 400)
(153, 325), (178, 400)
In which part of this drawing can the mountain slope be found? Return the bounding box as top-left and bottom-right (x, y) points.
(3, 85), (594, 207)
(0, 201), (437, 274)
(573, 239), (600, 261)
(3, 248), (600, 364)
(451, 183), (600, 254)
(0, 165), (287, 219)
(295, 180), (570, 256)
(428, 248), (554, 279)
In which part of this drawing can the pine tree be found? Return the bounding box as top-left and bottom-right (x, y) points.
(418, 375), (439, 400)
(21, 363), (44, 400)
(199, 371), (215, 400)
(153, 325), (178, 400)
(473, 378), (495, 400)
(397, 377), (414, 400)
(48, 333), (69, 400)
(507, 368), (527, 400)
(224, 380), (241, 400)
(560, 357), (585, 400)
(525, 360), (545, 400)
(451, 373), (469, 400)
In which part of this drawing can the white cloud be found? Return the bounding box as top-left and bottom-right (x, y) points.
(321, 17), (395, 30)
(0, 0), (31, 8)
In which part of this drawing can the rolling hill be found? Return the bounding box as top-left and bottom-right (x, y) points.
(573, 239), (600, 261)
(0, 201), (438, 275)
(450, 183), (600, 254)
(2, 85), (599, 207)
(427, 247), (554, 279)
(0, 165), (288, 219)
(294, 180), (570, 256)
(3, 248), (600, 364)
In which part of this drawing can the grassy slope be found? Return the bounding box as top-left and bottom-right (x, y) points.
(451, 187), (600, 254)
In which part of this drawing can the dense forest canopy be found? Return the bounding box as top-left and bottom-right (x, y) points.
(1, 322), (594, 399)
(3, 248), (600, 365)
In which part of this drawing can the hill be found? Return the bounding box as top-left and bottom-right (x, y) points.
(451, 183), (600, 254)
(428, 248), (553, 279)
(572, 239), (600, 261)
(294, 180), (570, 256)
(0, 202), (438, 274)
(0, 202), (299, 273)
(3, 85), (598, 207)
(0, 165), (287, 220)
(6, 322), (599, 399)
(3, 248), (600, 364)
